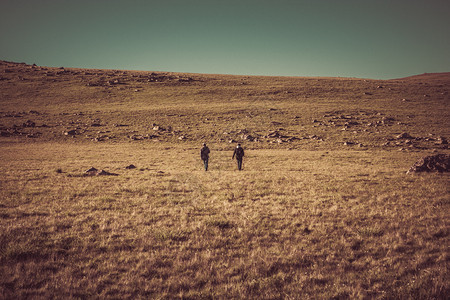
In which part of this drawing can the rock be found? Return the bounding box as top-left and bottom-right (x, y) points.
(407, 154), (450, 173)
(84, 167), (118, 176)
(381, 117), (395, 124)
(129, 135), (145, 140)
(23, 120), (36, 127)
(242, 134), (255, 141)
(97, 170), (118, 176)
(267, 131), (285, 138)
(64, 129), (77, 136)
(85, 167), (99, 176)
(436, 137), (448, 145)
(125, 164), (136, 169)
(107, 79), (121, 85)
(396, 132), (413, 139)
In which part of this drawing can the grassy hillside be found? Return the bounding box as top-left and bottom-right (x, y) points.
(1, 60), (449, 298)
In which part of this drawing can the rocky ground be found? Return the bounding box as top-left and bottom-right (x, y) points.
(1, 60), (449, 153)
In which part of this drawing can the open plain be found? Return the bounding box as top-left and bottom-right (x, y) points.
(0, 60), (449, 299)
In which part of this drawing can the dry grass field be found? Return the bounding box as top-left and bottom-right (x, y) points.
(1, 60), (449, 299)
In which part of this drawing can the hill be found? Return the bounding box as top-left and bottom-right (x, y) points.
(1, 60), (449, 151)
(0, 60), (449, 299)
(395, 72), (450, 82)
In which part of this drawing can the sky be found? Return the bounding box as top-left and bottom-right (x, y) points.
(0, 0), (449, 79)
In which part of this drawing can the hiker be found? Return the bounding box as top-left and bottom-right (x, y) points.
(232, 143), (245, 170)
(200, 143), (210, 171)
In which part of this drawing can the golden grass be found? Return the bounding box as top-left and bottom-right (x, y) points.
(1, 142), (449, 299)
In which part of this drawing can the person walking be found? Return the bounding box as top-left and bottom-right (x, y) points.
(200, 143), (210, 171)
(232, 143), (245, 170)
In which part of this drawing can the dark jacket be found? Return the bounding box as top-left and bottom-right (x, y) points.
(232, 146), (244, 160)
(201, 146), (210, 160)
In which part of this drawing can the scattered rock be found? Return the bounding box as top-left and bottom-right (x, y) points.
(97, 170), (119, 176)
(267, 130), (286, 138)
(407, 154), (450, 173)
(84, 167), (118, 176)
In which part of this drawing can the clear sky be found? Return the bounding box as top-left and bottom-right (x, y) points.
(1, 0), (449, 79)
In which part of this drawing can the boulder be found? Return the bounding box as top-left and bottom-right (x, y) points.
(407, 154), (450, 173)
